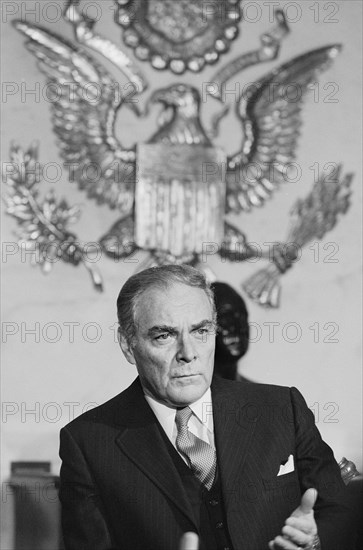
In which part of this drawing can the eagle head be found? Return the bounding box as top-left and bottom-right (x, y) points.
(149, 84), (200, 114)
(147, 83), (210, 145)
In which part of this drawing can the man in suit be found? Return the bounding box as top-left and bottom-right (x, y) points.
(59, 265), (350, 550)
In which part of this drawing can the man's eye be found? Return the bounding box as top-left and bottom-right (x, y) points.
(155, 333), (171, 341)
(194, 327), (212, 339)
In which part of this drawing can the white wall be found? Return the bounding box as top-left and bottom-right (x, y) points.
(1, 0), (362, 508)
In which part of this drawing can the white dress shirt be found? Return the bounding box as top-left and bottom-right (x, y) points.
(145, 388), (215, 463)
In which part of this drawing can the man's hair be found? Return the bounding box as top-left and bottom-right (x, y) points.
(117, 265), (215, 345)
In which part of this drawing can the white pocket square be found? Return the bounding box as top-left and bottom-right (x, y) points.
(277, 454), (294, 476)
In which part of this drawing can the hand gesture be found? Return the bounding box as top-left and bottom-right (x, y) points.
(179, 531), (199, 550)
(268, 488), (318, 549)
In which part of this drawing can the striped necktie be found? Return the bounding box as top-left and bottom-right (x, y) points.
(175, 406), (217, 490)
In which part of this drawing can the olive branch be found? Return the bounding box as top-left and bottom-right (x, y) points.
(2, 143), (103, 291)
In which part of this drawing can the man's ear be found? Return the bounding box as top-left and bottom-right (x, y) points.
(117, 328), (136, 365)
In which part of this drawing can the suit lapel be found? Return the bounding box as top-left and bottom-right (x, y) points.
(114, 379), (197, 528)
(113, 377), (258, 527)
(211, 378), (257, 509)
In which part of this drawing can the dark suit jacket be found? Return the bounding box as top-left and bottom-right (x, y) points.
(59, 377), (351, 550)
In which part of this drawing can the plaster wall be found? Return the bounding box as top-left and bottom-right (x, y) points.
(1, 1), (362, 544)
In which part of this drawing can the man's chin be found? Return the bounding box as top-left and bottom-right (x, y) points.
(170, 376), (209, 405)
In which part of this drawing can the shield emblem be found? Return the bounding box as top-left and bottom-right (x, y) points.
(116, 0), (241, 73)
(135, 144), (226, 257)
(147, 0), (215, 44)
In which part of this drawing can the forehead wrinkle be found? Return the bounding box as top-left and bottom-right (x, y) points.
(133, 284), (214, 331)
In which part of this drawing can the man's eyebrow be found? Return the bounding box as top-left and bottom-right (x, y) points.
(147, 320), (215, 336)
(191, 320), (216, 330)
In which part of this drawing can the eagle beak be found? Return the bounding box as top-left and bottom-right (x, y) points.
(144, 88), (172, 116)
(148, 88), (170, 105)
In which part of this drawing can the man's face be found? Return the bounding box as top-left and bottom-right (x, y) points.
(119, 283), (216, 407)
(217, 302), (248, 358)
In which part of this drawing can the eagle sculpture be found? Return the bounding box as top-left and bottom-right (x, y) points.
(8, 8), (352, 306)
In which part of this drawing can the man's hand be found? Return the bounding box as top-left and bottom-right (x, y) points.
(179, 531), (199, 550)
(268, 488), (318, 549)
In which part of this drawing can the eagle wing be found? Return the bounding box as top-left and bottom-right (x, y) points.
(13, 21), (136, 214)
(226, 45), (341, 213)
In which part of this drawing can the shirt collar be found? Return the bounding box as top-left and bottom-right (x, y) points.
(189, 388), (213, 430)
(144, 387), (214, 435)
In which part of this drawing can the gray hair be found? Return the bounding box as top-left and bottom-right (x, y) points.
(117, 265), (215, 345)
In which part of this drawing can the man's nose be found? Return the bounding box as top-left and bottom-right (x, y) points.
(176, 333), (196, 363)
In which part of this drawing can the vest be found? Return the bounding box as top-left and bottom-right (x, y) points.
(156, 422), (234, 550)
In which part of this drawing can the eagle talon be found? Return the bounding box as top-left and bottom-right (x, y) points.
(99, 216), (137, 260)
(271, 242), (296, 274)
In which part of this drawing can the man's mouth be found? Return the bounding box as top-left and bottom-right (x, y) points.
(174, 374), (199, 378)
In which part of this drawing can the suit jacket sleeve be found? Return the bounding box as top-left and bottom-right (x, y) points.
(59, 426), (117, 550)
(290, 386), (353, 549)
